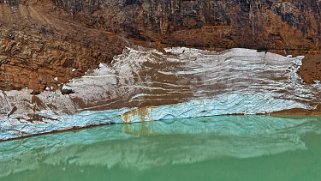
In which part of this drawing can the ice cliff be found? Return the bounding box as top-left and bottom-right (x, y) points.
(0, 47), (320, 140)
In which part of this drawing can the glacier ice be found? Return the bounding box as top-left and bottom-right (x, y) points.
(0, 47), (320, 140)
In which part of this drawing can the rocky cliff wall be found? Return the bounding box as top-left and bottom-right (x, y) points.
(0, 0), (125, 92)
(51, 0), (321, 52)
(0, 0), (321, 91)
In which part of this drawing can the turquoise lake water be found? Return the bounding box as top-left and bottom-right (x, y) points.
(1, 115), (321, 181)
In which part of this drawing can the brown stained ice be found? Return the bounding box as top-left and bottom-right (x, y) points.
(0, 47), (321, 140)
(0, 47), (320, 120)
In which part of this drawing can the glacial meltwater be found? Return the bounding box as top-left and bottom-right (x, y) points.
(1, 116), (321, 181)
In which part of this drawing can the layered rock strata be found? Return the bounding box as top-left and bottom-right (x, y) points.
(0, 0), (321, 92)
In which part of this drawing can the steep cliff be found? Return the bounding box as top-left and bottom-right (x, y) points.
(0, 0), (321, 91)
(52, 0), (321, 52)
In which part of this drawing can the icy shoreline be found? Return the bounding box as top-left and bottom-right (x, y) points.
(0, 47), (320, 140)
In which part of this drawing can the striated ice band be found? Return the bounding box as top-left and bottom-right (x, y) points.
(0, 47), (320, 140)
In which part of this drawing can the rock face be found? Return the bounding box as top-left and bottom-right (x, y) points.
(0, 0), (321, 91)
(0, 0), (125, 91)
(51, 0), (321, 53)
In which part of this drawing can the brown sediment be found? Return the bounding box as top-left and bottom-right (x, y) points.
(31, 95), (46, 110)
(0, 121), (115, 143)
(298, 54), (321, 84)
(122, 113), (130, 124)
(122, 107), (151, 123)
(270, 105), (321, 116)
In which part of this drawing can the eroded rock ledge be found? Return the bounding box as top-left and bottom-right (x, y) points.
(0, 0), (321, 92)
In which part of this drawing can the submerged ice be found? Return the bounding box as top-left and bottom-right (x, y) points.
(0, 47), (320, 140)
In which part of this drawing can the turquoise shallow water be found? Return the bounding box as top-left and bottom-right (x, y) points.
(1, 116), (321, 181)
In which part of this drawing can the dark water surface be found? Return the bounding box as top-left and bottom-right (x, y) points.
(1, 116), (321, 181)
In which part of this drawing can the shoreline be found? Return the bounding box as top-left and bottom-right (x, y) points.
(1, 113), (321, 143)
(0, 47), (320, 141)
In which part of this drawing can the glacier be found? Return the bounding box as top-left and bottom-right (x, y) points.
(0, 47), (320, 140)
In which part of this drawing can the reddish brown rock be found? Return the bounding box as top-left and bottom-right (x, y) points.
(298, 54), (321, 83)
(0, 0), (321, 92)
